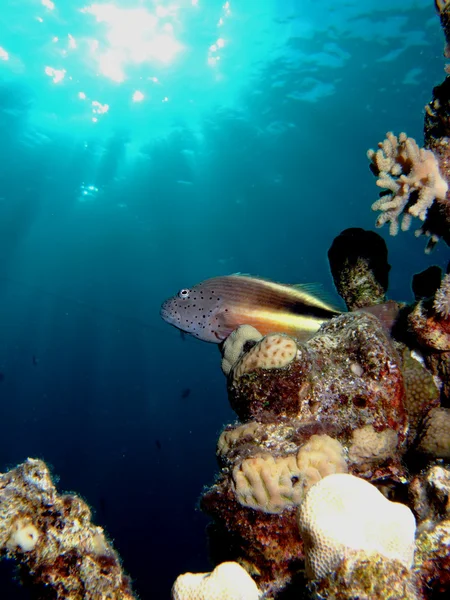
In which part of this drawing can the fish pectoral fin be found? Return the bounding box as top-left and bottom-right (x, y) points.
(213, 309), (244, 339)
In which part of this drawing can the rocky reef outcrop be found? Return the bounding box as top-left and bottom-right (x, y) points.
(171, 6), (450, 596)
(0, 458), (136, 600)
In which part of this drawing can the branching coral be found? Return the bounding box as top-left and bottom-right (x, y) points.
(367, 132), (448, 238)
(434, 273), (450, 319)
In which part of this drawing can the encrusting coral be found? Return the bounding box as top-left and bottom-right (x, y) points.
(415, 407), (450, 458)
(0, 458), (135, 600)
(347, 425), (399, 469)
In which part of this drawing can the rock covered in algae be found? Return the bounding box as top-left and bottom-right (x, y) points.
(311, 553), (420, 600)
(202, 249), (448, 595)
(0, 458), (135, 600)
(228, 312), (408, 458)
(327, 227), (390, 310)
(409, 463), (450, 598)
(202, 312), (415, 594)
(406, 270), (450, 404)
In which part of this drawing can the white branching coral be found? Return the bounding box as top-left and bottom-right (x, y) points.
(434, 273), (450, 319)
(367, 132), (448, 236)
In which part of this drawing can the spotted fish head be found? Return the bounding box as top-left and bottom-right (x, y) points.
(160, 281), (229, 343)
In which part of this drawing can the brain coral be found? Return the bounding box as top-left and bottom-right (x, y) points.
(232, 435), (347, 514)
(232, 333), (298, 383)
(298, 473), (416, 580)
(171, 562), (260, 600)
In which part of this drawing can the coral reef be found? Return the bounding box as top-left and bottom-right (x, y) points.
(198, 260), (448, 595)
(170, 4), (450, 598)
(3, 5), (450, 600)
(171, 561), (261, 600)
(200, 311), (410, 593)
(0, 458), (135, 600)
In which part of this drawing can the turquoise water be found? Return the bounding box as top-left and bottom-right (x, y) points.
(0, 1), (448, 597)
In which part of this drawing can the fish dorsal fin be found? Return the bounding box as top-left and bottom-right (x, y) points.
(229, 274), (342, 309)
(290, 282), (343, 312)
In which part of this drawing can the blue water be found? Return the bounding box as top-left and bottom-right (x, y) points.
(0, 1), (448, 597)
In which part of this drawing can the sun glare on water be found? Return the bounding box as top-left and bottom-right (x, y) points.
(81, 3), (184, 83)
(0, 0), (234, 131)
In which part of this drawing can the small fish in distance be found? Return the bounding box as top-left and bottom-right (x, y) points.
(160, 274), (341, 343)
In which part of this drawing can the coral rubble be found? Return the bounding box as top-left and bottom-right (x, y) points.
(0, 458), (135, 600)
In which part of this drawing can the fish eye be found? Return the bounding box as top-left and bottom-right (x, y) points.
(178, 288), (190, 299)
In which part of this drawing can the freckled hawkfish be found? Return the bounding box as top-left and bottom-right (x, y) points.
(160, 274), (342, 343)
